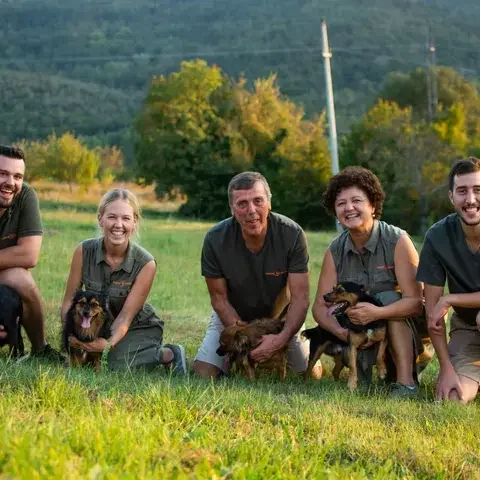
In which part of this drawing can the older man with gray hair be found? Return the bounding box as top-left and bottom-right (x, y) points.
(193, 171), (315, 378)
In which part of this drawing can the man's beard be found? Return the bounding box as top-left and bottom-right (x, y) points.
(458, 206), (480, 227)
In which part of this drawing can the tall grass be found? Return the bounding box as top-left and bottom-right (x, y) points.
(0, 200), (478, 479)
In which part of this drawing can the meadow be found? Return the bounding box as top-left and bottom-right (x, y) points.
(0, 185), (479, 479)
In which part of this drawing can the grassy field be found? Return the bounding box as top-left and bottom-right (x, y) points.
(0, 194), (479, 479)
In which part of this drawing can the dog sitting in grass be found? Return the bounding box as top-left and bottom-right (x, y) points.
(62, 290), (113, 371)
(0, 285), (24, 358)
(216, 317), (287, 380)
(302, 282), (387, 391)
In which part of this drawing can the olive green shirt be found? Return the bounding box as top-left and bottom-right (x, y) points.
(201, 211), (309, 323)
(81, 238), (163, 329)
(329, 220), (405, 295)
(0, 183), (42, 250)
(417, 213), (480, 327)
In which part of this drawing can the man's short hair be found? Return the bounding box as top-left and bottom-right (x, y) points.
(0, 145), (25, 161)
(448, 157), (480, 191)
(228, 171), (272, 206)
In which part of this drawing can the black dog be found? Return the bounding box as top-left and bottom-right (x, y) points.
(0, 285), (24, 357)
(302, 282), (387, 391)
(62, 290), (113, 371)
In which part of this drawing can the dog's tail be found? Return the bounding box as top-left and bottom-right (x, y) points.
(301, 326), (323, 341)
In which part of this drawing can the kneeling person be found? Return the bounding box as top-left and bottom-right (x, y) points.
(193, 172), (310, 378)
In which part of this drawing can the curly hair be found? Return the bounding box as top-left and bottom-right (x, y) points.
(322, 166), (386, 219)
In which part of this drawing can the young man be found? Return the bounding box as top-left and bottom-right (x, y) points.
(417, 157), (480, 403)
(192, 171), (313, 378)
(0, 145), (63, 361)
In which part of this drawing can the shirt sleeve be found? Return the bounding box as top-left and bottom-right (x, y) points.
(416, 234), (446, 287)
(18, 186), (43, 238)
(201, 232), (223, 278)
(288, 229), (309, 274)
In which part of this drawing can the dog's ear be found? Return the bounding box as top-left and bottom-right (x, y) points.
(233, 332), (250, 353)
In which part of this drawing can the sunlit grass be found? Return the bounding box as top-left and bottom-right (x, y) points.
(0, 199), (478, 479)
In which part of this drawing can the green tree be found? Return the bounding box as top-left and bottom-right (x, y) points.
(341, 100), (457, 233)
(44, 133), (101, 191)
(135, 61), (332, 228)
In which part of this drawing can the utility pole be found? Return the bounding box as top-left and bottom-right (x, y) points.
(321, 18), (342, 233)
(426, 25), (438, 122)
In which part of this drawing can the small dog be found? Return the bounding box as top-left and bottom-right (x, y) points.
(216, 286), (290, 380)
(0, 285), (24, 357)
(216, 317), (287, 379)
(62, 290), (113, 371)
(302, 282), (387, 391)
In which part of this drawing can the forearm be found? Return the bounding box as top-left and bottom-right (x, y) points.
(441, 292), (480, 309)
(211, 296), (242, 327)
(278, 297), (309, 343)
(0, 246), (38, 270)
(430, 325), (453, 370)
(108, 315), (133, 347)
(376, 296), (423, 321)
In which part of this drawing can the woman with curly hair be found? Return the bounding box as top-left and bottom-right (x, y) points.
(312, 166), (429, 397)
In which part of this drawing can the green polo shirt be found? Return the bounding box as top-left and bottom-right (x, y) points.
(329, 220), (405, 295)
(201, 211), (309, 323)
(0, 183), (42, 250)
(81, 238), (162, 329)
(417, 214), (480, 326)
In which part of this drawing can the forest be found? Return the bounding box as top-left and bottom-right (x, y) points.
(2, 0), (480, 147)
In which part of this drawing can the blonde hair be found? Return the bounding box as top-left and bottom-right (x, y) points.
(97, 188), (142, 240)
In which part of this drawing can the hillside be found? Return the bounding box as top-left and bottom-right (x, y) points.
(0, 69), (139, 144)
(1, 0), (480, 140)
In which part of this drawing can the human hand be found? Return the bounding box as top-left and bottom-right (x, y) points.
(249, 334), (286, 363)
(68, 336), (110, 353)
(428, 297), (450, 334)
(346, 302), (380, 326)
(0, 325), (7, 340)
(436, 365), (464, 401)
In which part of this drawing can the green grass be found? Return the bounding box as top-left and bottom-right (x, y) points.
(0, 203), (479, 479)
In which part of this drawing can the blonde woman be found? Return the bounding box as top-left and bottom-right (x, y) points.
(61, 188), (186, 373)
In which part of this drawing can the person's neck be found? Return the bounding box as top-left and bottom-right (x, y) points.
(243, 230), (267, 253)
(459, 217), (480, 251)
(349, 219), (375, 252)
(103, 240), (129, 266)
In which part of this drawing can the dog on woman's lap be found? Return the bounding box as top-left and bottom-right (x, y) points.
(303, 282), (387, 391)
(62, 290), (113, 371)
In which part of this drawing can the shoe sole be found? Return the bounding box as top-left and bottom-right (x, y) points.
(177, 344), (187, 375)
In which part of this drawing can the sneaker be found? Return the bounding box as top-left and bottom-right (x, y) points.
(30, 344), (66, 364)
(164, 344), (187, 376)
(390, 382), (418, 399)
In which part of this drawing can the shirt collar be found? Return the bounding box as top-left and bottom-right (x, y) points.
(345, 219), (380, 254)
(95, 238), (135, 273)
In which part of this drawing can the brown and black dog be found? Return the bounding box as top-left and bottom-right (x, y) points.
(62, 290), (114, 371)
(216, 287), (290, 380)
(302, 282), (387, 391)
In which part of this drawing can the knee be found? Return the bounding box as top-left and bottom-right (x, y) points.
(192, 360), (222, 378)
(0, 268), (38, 300)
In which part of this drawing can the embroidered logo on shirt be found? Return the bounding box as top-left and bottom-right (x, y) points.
(112, 280), (133, 287)
(266, 271), (287, 277)
(376, 265), (394, 270)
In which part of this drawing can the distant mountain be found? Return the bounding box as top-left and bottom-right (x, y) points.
(1, 0), (480, 140)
